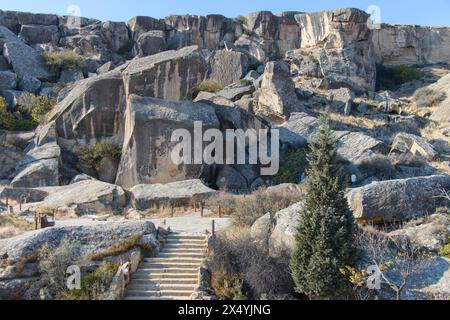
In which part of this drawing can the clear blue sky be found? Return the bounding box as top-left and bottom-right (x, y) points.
(1, 0), (449, 26)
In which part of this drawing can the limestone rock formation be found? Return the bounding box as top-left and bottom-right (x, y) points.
(293, 8), (376, 93)
(347, 175), (450, 223)
(372, 24), (450, 66)
(206, 50), (250, 87)
(255, 60), (299, 120)
(430, 73), (450, 123)
(391, 133), (438, 161)
(129, 179), (217, 210)
(122, 46), (208, 100)
(115, 95), (220, 188)
(133, 30), (167, 57)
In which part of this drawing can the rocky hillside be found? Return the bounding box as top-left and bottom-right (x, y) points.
(0, 7), (449, 216)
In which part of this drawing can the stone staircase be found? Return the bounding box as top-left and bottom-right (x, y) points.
(124, 233), (207, 300)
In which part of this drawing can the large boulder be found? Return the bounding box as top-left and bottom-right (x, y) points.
(430, 73), (450, 123)
(165, 15), (236, 51)
(18, 24), (59, 45)
(0, 71), (17, 90)
(127, 16), (165, 41)
(252, 202), (303, 257)
(347, 175), (450, 223)
(337, 132), (389, 164)
(292, 8), (376, 93)
(115, 95), (220, 188)
(0, 26), (51, 81)
(391, 133), (438, 161)
(234, 11), (301, 62)
(372, 24), (450, 66)
(0, 131), (34, 181)
(207, 50), (249, 87)
(11, 123), (61, 188)
(129, 179), (217, 210)
(254, 60), (299, 120)
(0, 220), (157, 299)
(327, 88), (355, 115)
(133, 30), (167, 57)
(122, 45), (208, 100)
(47, 70), (125, 141)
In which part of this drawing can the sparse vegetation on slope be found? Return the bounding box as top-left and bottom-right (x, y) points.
(413, 88), (447, 108)
(43, 51), (83, 74)
(376, 65), (423, 90)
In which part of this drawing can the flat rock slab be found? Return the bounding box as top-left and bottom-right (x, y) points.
(129, 179), (218, 210)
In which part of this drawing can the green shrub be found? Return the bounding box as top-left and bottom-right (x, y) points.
(195, 80), (223, 94)
(413, 88), (447, 108)
(376, 65), (423, 90)
(43, 51), (83, 74)
(64, 262), (119, 300)
(27, 95), (56, 124)
(239, 79), (253, 87)
(77, 141), (122, 171)
(0, 97), (34, 131)
(440, 243), (450, 259)
(276, 148), (308, 184)
(55, 82), (69, 93)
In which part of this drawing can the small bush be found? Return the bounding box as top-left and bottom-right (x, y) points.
(43, 51), (83, 74)
(440, 242), (450, 259)
(27, 94), (56, 124)
(39, 239), (80, 294)
(239, 79), (253, 87)
(0, 97), (34, 131)
(0, 214), (33, 239)
(195, 80), (223, 94)
(276, 148), (308, 184)
(413, 88), (447, 108)
(77, 141), (122, 172)
(208, 227), (294, 300)
(64, 262), (119, 300)
(232, 188), (303, 227)
(358, 154), (395, 180)
(376, 65), (423, 90)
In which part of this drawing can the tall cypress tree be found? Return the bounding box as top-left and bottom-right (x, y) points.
(290, 116), (357, 299)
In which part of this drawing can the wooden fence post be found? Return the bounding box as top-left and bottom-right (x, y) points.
(200, 203), (204, 217)
(212, 219), (215, 237)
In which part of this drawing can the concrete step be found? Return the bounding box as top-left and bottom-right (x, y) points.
(157, 253), (205, 259)
(161, 247), (206, 253)
(139, 262), (201, 269)
(126, 289), (195, 298)
(127, 283), (197, 291)
(132, 272), (198, 280)
(130, 278), (198, 285)
(167, 235), (207, 241)
(138, 267), (199, 274)
(143, 257), (204, 263)
(164, 244), (207, 250)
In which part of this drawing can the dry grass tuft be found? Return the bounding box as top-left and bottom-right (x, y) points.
(90, 233), (143, 261)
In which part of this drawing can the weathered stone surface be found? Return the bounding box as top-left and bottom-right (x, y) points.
(101, 21), (130, 53)
(269, 202), (303, 256)
(250, 212), (272, 243)
(373, 24), (450, 66)
(216, 83), (255, 102)
(430, 73), (450, 123)
(0, 131), (34, 181)
(165, 15), (235, 51)
(35, 180), (126, 214)
(127, 16), (165, 40)
(116, 95), (220, 188)
(347, 175), (450, 223)
(0, 187), (49, 204)
(96, 61), (114, 74)
(0, 26), (50, 80)
(293, 8), (376, 93)
(327, 88), (355, 115)
(0, 220), (156, 264)
(389, 214), (450, 252)
(215, 166), (248, 191)
(234, 11), (301, 62)
(129, 179), (217, 210)
(48, 70), (125, 141)
(122, 46), (208, 101)
(207, 50), (249, 87)
(18, 24), (59, 44)
(20, 75), (41, 93)
(58, 69), (84, 83)
(0, 10), (20, 34)
(391, 133), (438, 161)
(374, 90), (404, 114)
(337, 132), (389, 164)
(16, 12), (58, 26)
(278, 112), (317, 147)
(134, 30), (167, 57)
(0, 70), (17, 90)
(0, 56), (9, 71)
(255, 60), (299, 120)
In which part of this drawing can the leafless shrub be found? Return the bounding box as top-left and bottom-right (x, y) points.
(208, 227), (294, 300)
